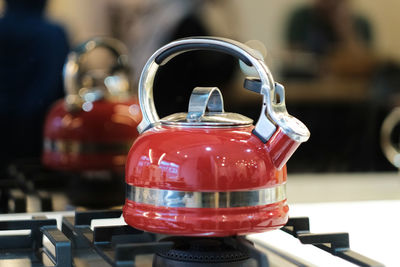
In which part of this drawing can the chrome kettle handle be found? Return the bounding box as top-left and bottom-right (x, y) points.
(138, 37), (309, 143)
(63, 37), (129, 107)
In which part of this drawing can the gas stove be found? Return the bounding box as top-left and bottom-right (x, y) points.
(0, 210), (385, 267)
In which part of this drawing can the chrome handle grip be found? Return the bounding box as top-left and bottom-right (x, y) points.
(154, 41), (253, 66)
(138, 37), (309, 143)
(381, 108), (400, 167)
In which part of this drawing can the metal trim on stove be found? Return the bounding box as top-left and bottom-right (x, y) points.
(126, 183), (286, 208)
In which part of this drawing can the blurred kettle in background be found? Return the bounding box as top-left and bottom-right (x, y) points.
(41, 37), (141, 208)
(42, 37), (141, 172)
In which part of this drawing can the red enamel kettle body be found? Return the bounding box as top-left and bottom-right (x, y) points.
(42, 37), (142, 172)
(123, 37), (310, 236)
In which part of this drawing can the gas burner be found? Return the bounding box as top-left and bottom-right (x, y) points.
(153, 236), (263, 267)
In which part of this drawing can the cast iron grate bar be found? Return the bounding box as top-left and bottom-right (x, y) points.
(94, 225), (143, 243)
(61, 214), (116, 265)
(281, 217), (385, 267)
(0, 218), (67, 266)
(62, 215), (95, 248)
(91, 224), (158, 265)
(41, 226), (71, 267)
(0, 218), (57, 250)
(5, 162), (54, 213)
(75, 210), (122, 226)
(8, 189), (26, 213)
(63, 210), (158, 266)
(67, 210), (124, 247)
(93, 225), (156, 246)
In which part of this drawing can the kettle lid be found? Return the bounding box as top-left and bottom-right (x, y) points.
(160, 87), (253, 127)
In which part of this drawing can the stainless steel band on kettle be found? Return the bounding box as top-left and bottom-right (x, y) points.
(137, 37), (309, 143)
(126, 183), (286, 208)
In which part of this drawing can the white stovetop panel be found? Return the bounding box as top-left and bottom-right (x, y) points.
(250, 200), (400, 267)
(249, 172), (400, 267)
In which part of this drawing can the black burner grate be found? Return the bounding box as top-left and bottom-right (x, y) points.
(281, 217), (384, 267)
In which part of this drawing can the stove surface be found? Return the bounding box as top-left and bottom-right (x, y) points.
(0, 207), (387, 267)
(279, 200), (400, 267)
(0, 161), (396, 266)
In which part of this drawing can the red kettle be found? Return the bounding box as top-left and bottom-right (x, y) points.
(123, 37), (310, 236)
(42, 37), (142, 172)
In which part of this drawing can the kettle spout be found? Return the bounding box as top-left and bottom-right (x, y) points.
(249, 81), (309, 169)
(266, 127), (308, 170)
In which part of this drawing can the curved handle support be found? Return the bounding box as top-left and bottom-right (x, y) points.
(187, 87), (224, 122)
(138, 37), (309, 143)
(381, 108), (400, 167)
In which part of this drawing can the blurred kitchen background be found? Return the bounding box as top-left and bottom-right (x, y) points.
(2, 3), (400, 265)
(2, 0), (400, 175)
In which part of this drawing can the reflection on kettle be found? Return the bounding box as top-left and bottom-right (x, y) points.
(123, 37), (310, 237)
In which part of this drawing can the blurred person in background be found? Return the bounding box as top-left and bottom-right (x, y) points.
(281, 0), (388, 172)
(0, 0), (69, 172)
(284, 0), (376, 79)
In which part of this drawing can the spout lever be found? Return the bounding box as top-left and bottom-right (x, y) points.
(244, 77), (262, 93)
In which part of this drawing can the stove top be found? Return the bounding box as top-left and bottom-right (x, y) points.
(0, 210), (384, 267)
(0, 160), (391, 266)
